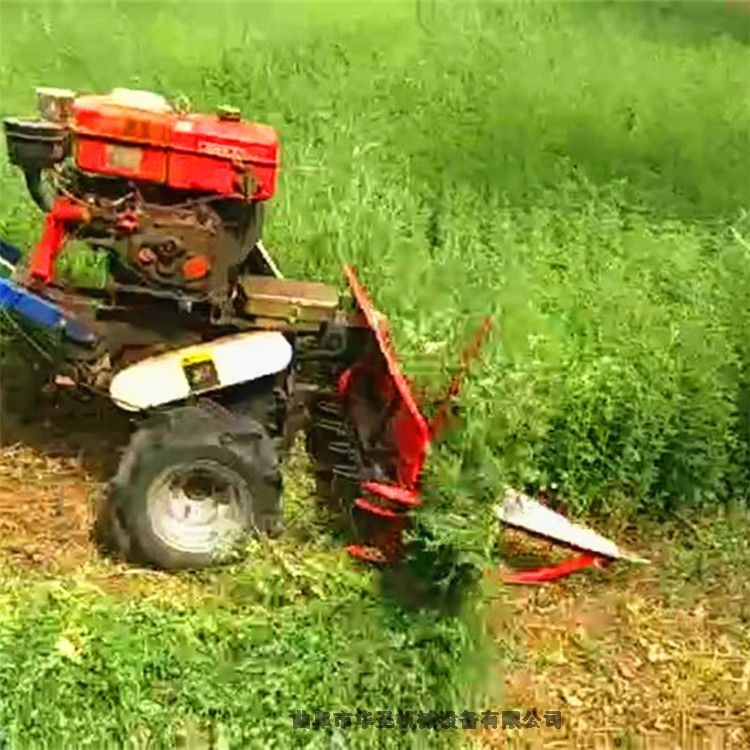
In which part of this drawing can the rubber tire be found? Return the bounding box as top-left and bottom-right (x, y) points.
(106, 403), (282, 571)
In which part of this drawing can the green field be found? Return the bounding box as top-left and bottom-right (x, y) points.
(1, 1), (749, 747)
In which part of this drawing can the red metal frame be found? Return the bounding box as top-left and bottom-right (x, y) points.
(429, 316), (492, 438)
(340, 265), (430, 563)
(28, 197), (89, 284)
(501, 554), (605, 584)
(341, 265), (431, 487)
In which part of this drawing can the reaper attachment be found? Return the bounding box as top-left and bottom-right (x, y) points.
(0, 254), (648, 580)
(328, 267), (650, 582)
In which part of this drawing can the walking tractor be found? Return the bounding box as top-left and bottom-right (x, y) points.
(0, 87), (647, 581)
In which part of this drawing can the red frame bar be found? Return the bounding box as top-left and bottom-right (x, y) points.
(501, 554), (606, 584)
(28, 197), (89, 284)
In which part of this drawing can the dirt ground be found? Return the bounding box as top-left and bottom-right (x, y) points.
(0, 389), (130, 571)
(0, 392), (748, 750)
(477, 558), (750, 749)
(474, 519), (750, 750)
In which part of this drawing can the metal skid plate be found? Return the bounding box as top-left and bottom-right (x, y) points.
(497, 490), (648, 563)
(496, 489), (649, 584)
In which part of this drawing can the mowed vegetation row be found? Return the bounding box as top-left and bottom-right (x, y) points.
(0, 1), (748, 747)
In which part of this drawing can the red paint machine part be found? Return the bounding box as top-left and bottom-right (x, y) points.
(72, 91), (279, 201)
(28, 197), (89, 283)
(341, 266), (648, 583)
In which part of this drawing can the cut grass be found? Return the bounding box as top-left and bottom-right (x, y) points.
(0, 557), (481, 749)
(0, 422), (495, 750)
(0, 555), (483, 749)
(480, 510), (750, 748)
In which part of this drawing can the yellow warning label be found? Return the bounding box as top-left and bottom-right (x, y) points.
(181, 351), (214, 367)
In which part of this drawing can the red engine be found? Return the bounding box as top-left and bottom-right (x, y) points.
(72, 89), (279, 200)
(4, 88), (281, 305)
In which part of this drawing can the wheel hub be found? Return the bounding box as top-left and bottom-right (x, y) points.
(147, 460), (250, 556)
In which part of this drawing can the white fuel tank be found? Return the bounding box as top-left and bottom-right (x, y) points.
(109, 331), (293, 412)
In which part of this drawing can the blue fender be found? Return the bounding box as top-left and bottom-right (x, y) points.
(0, 275), (96, 345)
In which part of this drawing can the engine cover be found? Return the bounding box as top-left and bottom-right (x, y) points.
(72, 89), (279, 200)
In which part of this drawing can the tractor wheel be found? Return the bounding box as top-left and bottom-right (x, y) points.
(104, 402), (282, 570)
